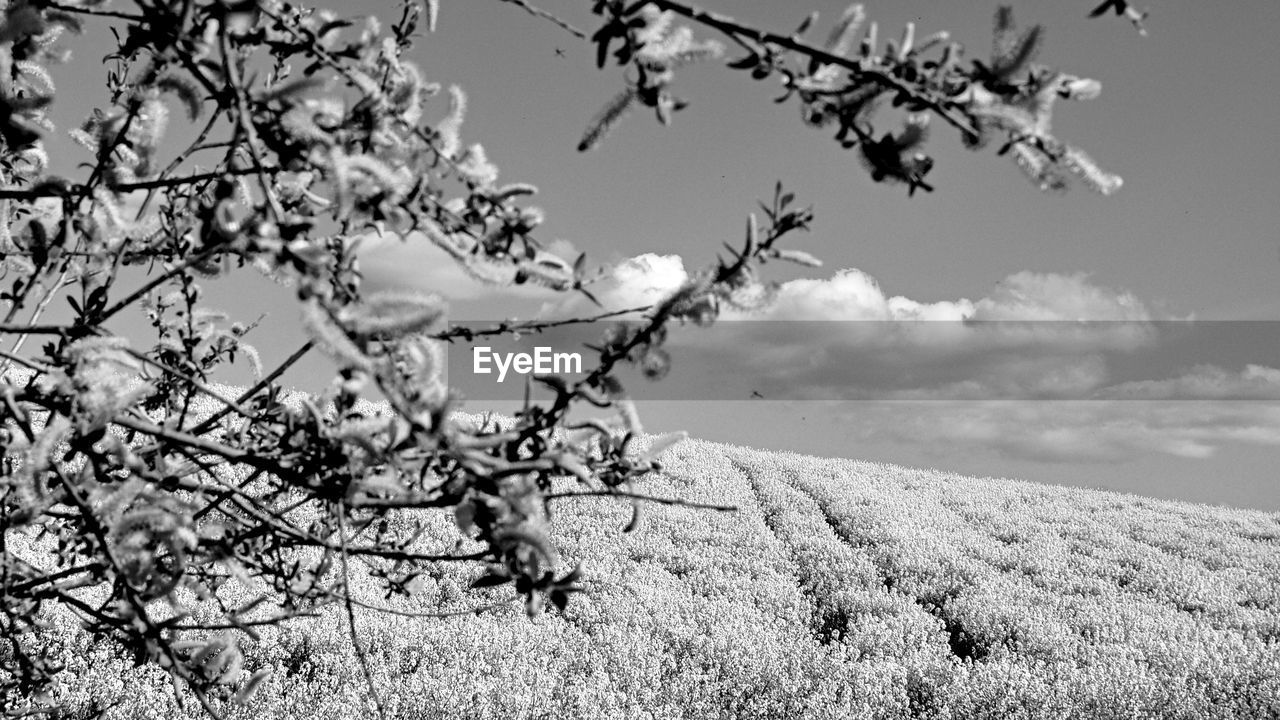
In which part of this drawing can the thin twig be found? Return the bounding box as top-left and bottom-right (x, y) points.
(337, 501), (388, 720)
(123, 347), (262, 425)
(93, 247), (222, 327)
(112, 414), (260, 465)
(3, 563), (105, 598)
(544, 490), (738, 512)
(494, 0), (586, 38)
(0, 167), (278, 200)
(0, 269), (74, 378)
(338, 593), (519, 620)
(0, 349), (53, 375)
(0, 324), (72, 335)
(136, 110), (227, 221)
(430, 305), (650, 342)
(166, 612), (323, 632)
(220, 29), (286, 221)
(44, 2), (145, 21)
(186, 340), (313, 437)
(121, 166), (278, 193)
(340, 546), (488, 563)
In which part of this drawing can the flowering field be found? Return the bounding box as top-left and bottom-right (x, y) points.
(20, 433), (1280, 719)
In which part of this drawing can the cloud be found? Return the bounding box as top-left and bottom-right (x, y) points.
(587, 253), (690, 310)
(1095, 364), (1280, 400)
(732, 269), (1157, 324)
(550, 256), (1148, 311)
(970, 271), (1154, 322)
(847, 401), (1280, 464)
(432, 247), (1280, 468)
(539, 255), (1262, 403)
(640, 264), (1170, 401)
(501, 253), (1280, 466)
(740, 269), (1160, 359)
(554, 252), (1160, 322)
(355, 230), (563, 304)
(744, 268), (973, 321)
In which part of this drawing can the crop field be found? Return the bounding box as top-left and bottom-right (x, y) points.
(17, 433), (1280, 719)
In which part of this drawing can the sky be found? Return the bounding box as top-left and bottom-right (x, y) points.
(30, 0), (1280, 510)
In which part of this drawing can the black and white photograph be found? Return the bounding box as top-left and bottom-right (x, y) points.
(2, 0), (1279, 717)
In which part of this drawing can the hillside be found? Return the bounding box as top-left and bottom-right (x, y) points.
(23, 434), (1280, 719)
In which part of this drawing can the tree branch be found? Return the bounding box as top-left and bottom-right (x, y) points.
(637, 0), (979, 137)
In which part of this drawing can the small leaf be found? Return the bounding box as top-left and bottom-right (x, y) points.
(555, 454), (596, 485)
(470, 573), (511, 589)
(560, 563), (584, 585)
(316, 19), (353, 36)
(793, 11), (818, 37)
(824, 4), (866, 57)
(454, 500), (477, 535)
(525, 593), (545, 618)
(256, 76), (327, 103)
(655, 94), (675, 126)
(233, 669), (272, 705)
(642, 431), (687, 461)
(774, 249), (824, 268)
(623, 501), (642, 533)
(533, 374), (569, 395)
(640, 347), (670, 381)
(426, 0), (439, 32)
(897, 22), (915, 60)
(578, 88), (637, 152)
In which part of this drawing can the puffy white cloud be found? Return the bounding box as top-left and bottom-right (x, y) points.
(729, 269), (1157, 324)
(745, 268), (1161, 356)
(970, 271), (1154, 321)
(738, 268), (974, 321)
(590, 253), (690, 309)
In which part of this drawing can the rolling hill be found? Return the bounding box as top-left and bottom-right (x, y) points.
(21, 432), (1280, 719)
